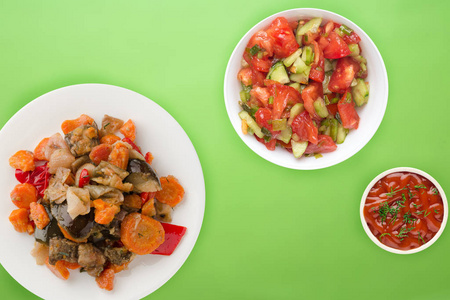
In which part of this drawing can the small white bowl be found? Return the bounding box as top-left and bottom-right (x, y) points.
(360, 167), (448, 254)
(224, 8), (388, 170)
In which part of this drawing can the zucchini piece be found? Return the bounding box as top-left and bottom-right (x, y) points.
(290, 57), (309, 74)
(301, 46), (314, 66)
(336, 123), (349, 144)
(283, 48), (302, 67)
(277, 127), (292, 144)
(288, 103), (305, 125)
(288, 82), (301, 92)
(272, 119), (287, 131)
(352, 78), (369, 106)
(313, 97), (329, 118)
(238, 111), (264, 138)
(348, 44), (360, 57)
(296, 17), (322, 36)
(289, 66), (311, 84)
(291, 140), (309, 158)
(267, 61), (290, 84)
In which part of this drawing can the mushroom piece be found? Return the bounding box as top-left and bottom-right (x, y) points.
(125, 159), (161, 193)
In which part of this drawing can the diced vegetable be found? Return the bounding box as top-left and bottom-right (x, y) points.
(10, 183), (37, 209)
(313, 97), (329, 118)
(151, 223), (187, 256)
(266, 61), (290, 84)
(283, 48), (302, 67)
(291, 140), (308, 158)
(9, 150), (35, 172)
(29, 202), (50, 230)
(238, 110), (264, 138)
(155, 175), (185, 208)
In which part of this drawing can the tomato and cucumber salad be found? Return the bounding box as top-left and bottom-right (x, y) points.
(237, 16), (370, 158)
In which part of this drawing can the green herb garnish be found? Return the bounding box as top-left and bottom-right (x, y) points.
(103, 123), (110, 129)
(379, 233), (391, 241)
(249, 45), (262, 56)
(418, 232), (425, 244)
(424, 210), (431, 218)
(403, 211), (416, 225)
(434, 209), (439, 214)
(396, 226), (415, 241)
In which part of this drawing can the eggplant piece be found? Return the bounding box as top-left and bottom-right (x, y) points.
(125, 159), (161, 193)
(154, 199), (173, 223)
(51, 201), (95, 242)
(65, 124), (99, 157)
(34, 204), (63, 245)
(71, 155), (92, 174)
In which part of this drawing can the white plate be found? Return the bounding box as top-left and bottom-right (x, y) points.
(0, 84), (205, 299)
(224, 8), (388, 170)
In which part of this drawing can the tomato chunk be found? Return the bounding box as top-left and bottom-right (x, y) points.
(328, 57), (360, 94)
(338, 90), (360, 129)
(266, 17), (299, 58)
(323, 32), (351, 59)
(301, 81), (323, 119)
(290, 111), (318, 145)
(305, 135), (337, 154)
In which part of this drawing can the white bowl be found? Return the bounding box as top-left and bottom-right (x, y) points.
(224, 8), (388, 170)
(360, 167), (448, 254)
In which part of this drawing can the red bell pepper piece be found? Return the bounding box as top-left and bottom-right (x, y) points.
(78, 169), (90, 188)
(140, 192), (156, 205)
(15, 164), (50, 198)
(151, 223), (187, 256)
(122, 137), (142, 155)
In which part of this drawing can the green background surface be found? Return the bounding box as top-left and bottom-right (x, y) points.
(0, 0), (449, 299)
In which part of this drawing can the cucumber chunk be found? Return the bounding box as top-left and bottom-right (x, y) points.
(336, 123), (349, 144)
(290, 57), (309, 74)
(291, 140), (309, 158)
(277, 127), (292, 144)
(289, 66), (311, 84)
(238, 111), (264, 138)
(283, 48), (302, 67)
(301, 46), (314, 66)
(288, 82), (301, 92)
(348, 44), (360, 57)
(296, 17), (322, 36)
(272, 119), (287, 131)
(330, 118), (339, 141)
(313, 97), (329, 118)
(288, 103), (305, 125)
(267, 61), (290, 84)
(352, 78), (369, 106)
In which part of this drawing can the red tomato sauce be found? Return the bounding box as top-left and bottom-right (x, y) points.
(363, 172), (443, 250)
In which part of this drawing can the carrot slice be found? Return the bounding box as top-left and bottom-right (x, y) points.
(141, 198), (156, 217)
(96, 268), (115, 291)
(120, 119), (136, 141)
(45, 257), (70, 280)
(9, 150), (35, 172)
(34, 138), (50, 161)
(120, 212), (164, 255)
(100, 134), (121, 145)
(9, 208), (30, 233)
(93, 199), (120, 225)
(29, 202), (50, 229)
(61, 114), (95, 134)
(60, 260), (81, 270)
(123, 194), (142, 210)
(10, 183), (38, 209)
(108, 142), (129, 170)
(155, 175), (185, 207)
(109, 262), (130, 273)
(89, 144), (112, 165)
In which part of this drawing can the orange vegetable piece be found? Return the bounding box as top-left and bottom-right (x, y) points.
(96, 268), (115, 291)
(109, 262), (130, 273)
(145, 152), (154, 165)
(45, 257), (70, 280)
(34, 138), (50, 161)
(60, 260), (81, 270)
(108, 142), (129, 170)
(120, 212), (165, 255)
(119, 119), (136, 141)
(123, 194), (142, 210)
(61, 114), (95, 134)
(100, 134), (121, 145)
(89, 144), (112, 165)
(141, 198), (156, 217)
(9, 150), (35, 172)
(29, 202), (50, 229)
(155, 176), (185, 207)
(93, 199), (120, 225)
(10, 183), (38, 209)
(9, 208), (30, 233)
